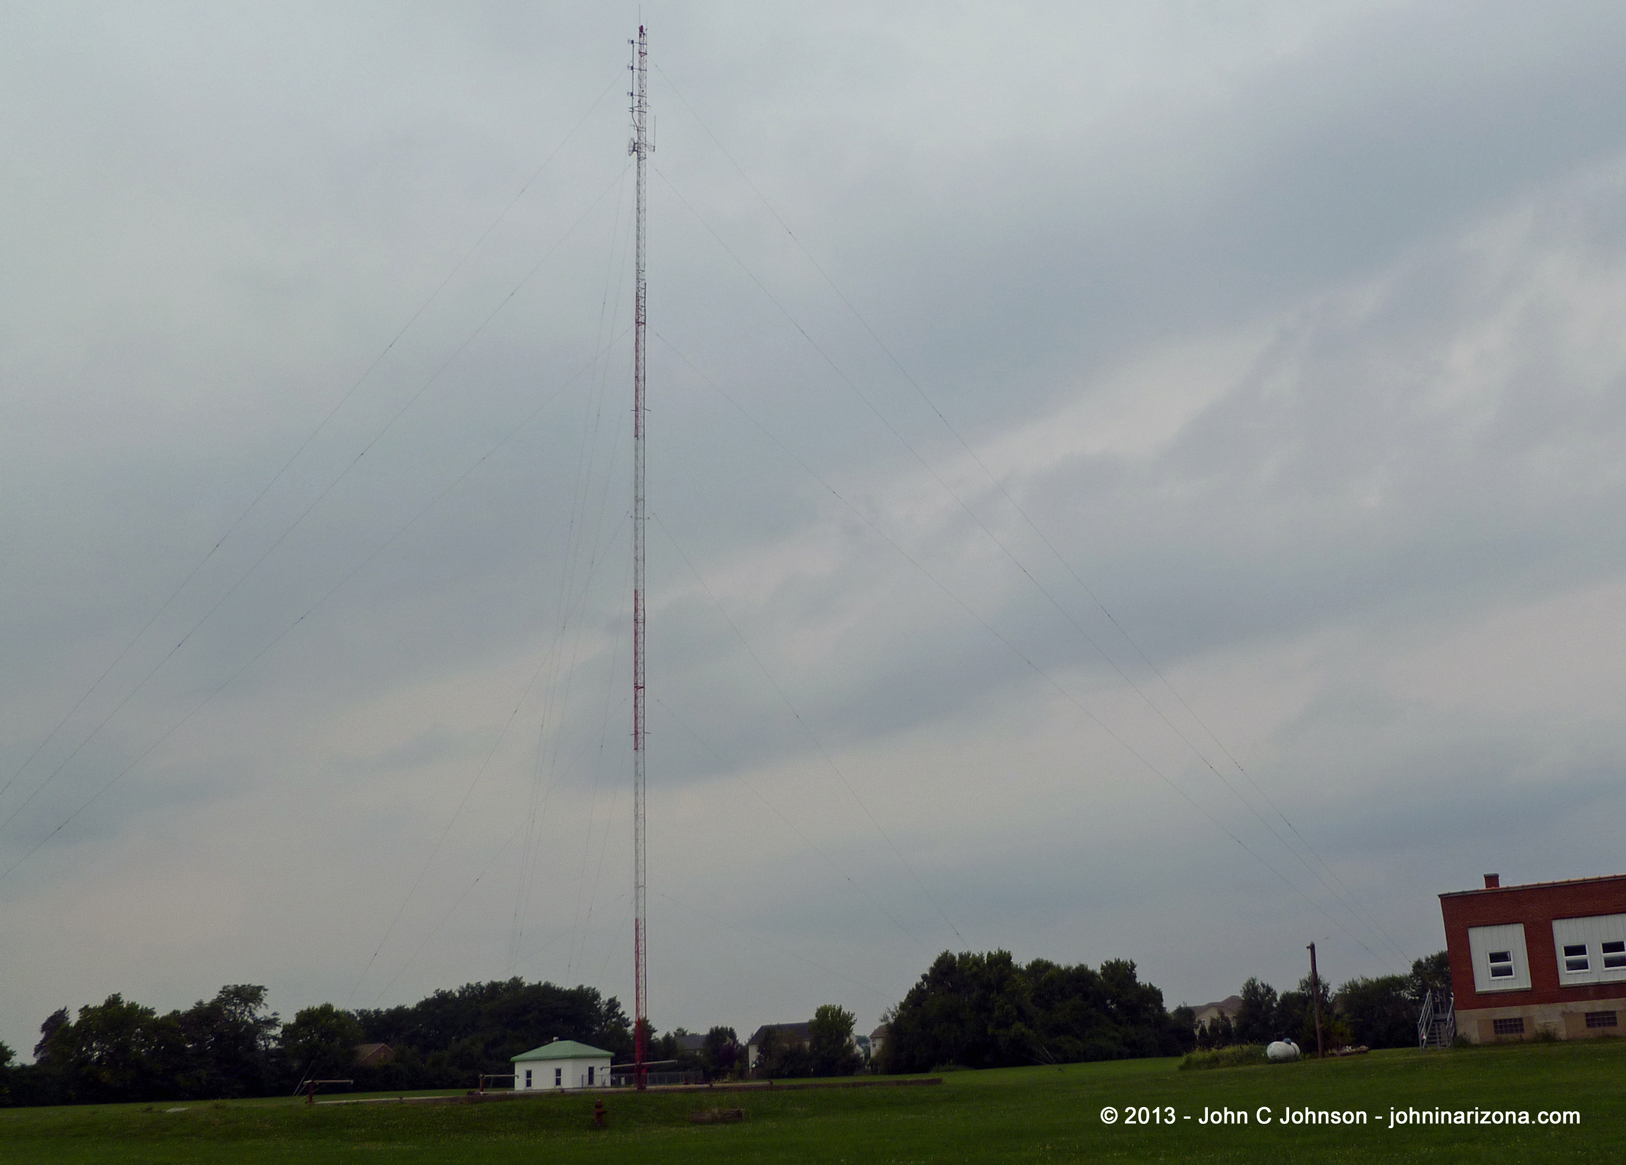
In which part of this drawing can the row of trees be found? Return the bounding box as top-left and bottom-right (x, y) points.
(879, 951), (1195, 1073)
(1195, 951), (1451, 1051)
(7, 985), (283, 1106)
(0, 950), (1453, 1102)
(0, 978), (639, 1106)
(0, 977), (869, 1105)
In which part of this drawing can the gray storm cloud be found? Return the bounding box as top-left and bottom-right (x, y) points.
(4, 1), (1626, 1054)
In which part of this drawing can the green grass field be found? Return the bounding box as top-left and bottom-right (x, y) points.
(5, 1040), (1624, 1163)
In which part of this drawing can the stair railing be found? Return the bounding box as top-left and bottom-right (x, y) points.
(1417, 989), (1435, 1050)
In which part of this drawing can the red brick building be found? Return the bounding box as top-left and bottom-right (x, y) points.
(1441, 873), (1626, 1042)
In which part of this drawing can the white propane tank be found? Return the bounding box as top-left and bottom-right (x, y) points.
(1266, 1040), (1301, 1062)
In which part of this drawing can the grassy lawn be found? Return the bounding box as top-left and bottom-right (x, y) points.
(4, 1041), (1624, 1163)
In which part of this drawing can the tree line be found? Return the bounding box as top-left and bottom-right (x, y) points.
(0, 980), (874, 1105)
(0, 948), (1454, 1103)
(1194, 951), (1450, 1050)
(0, 978), (635, 1106)
(877, 951), (1196, 1073)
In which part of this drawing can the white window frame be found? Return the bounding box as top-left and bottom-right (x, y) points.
(554, 1066), (562, 1087)
(1468, 923), (1532, 992)
(524, 1069), (532, 1088)
(1552, 915), (1626, 986)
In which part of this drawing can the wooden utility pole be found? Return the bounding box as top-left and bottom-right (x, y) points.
(1307, 942), (1325, 1058)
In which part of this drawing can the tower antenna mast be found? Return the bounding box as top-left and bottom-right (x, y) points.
(629, 23), (651, 1093)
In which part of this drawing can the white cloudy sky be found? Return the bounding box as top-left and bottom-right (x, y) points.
(5, 0), (1626, 1056)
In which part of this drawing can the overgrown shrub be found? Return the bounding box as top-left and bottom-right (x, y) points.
(1178, 1044), (1269, 1071)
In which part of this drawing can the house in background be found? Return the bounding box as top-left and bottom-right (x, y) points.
(869, 1025), (888, 1063)
(745, 1022), (809, 1073)
(1441, 872), (1626, 1042)
(352, 1043), (394, 1068)
(511, 1039), (613, 1090)
(1191, 996), (1243, 1030)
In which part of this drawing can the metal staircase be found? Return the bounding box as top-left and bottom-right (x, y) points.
(1417, 989), (1455, 1049)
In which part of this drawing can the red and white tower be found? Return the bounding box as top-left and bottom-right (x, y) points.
(629, 23), (651, 1092)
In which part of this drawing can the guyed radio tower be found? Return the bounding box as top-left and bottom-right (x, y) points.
(629, 23), (651, 1092)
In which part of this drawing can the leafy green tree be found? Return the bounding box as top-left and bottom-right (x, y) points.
(280, 1004), (364, 1084)
(1336, 975), (1416, 1049)
(1233, 978), (1278, 1044)
(1196, 1014), (1234, 1048)
(751, 1026), (813, 1078)
(657, 1026), (708, 1077)
(884, 951), (1190, 1073)
(653, 1027), (680, 1064)
(176, 985), (279, 1097)
(353, 977), (633, 1088)
(1277, 976), (1349, 1050)
(870, 1006), (897, 1073)
(34, 995), (185, 1104)
(757, 1034), (809, 1080)
(701, 1026), (738, 1078)
(887, 951), (1031, 1071)
(35, 987), (280, 1102)
(1096, 959), (1190, 1058)
(23, 1008), (73, 1105)
(33, 1009), (69, 1064)
(808, 1005), (863, 1077)
(752, 1027), (781, 1075)
(1407, 951), (1451, 1002)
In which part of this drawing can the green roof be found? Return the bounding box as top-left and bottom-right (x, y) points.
(511, 1040), (612, 1062)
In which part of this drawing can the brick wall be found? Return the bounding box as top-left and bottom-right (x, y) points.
(1441, 875), (1626, 1009)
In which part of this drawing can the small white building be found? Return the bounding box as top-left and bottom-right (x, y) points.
(512, 1039), (613, 1090)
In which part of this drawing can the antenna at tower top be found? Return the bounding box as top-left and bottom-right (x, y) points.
(629, 22), (651, 1094)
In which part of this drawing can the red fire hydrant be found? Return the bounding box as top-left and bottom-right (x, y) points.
(593, 1100), (607, 1128)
